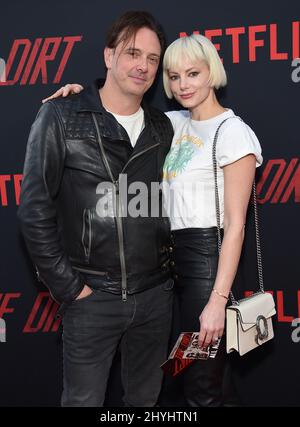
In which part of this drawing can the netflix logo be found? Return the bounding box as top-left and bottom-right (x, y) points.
(180, 21), (300, 64)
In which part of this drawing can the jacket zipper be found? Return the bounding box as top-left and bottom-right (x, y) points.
(117, 144), (160, 300)
(114, 179), (127, 301)
(92, 114), (127, 300)
(73, 266), (107, 276)
(82, 208), (92, 262)
(92, 113), (160, 301)
(121, 143), (160, 174)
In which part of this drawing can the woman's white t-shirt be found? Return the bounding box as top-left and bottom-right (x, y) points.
(162, 109), (263, 231)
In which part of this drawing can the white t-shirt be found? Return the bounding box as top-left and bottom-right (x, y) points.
(109, 107), (145, 147)
(162, 109), (263, 231)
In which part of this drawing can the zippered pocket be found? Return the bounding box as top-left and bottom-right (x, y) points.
(81, 208), (92, 262)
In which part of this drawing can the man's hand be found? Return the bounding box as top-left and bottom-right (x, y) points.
(75, 284), (93, 300)
(42, 83), (84, 103)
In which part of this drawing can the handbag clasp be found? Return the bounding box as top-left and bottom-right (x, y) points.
(255, 315), (269, 343)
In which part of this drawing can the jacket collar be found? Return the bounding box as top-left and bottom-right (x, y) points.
(75, 78), (158, 143)
(76, 78), (152, 117)
(76, 78), (107, 114)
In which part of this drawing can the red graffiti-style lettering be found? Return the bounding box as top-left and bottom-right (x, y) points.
(0, 293), (21, 318)
(0, 36), (82, 86)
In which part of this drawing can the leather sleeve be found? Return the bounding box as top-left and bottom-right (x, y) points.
(17, 101), (84, 304)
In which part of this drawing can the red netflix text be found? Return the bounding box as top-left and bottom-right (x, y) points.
(180, 21), (300, 63)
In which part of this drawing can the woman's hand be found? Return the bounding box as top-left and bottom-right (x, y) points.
(198, 292), (227, 348)
(42, 83), (84, 103)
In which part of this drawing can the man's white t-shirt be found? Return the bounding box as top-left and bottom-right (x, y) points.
(162, 109), (263, 231)
(109, 107), (145, 147)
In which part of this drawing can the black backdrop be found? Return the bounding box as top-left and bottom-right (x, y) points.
(0, 0), (300, 407)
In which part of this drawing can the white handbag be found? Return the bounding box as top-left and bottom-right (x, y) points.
(226, 292), (276, 356)
(212, 118), (276, 356)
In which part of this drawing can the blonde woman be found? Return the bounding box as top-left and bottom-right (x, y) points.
(43, 34), (262, 406)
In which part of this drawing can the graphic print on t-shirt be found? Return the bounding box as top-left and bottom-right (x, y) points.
(163, 134), (204, 180)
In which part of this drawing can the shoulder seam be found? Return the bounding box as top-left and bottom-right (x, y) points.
(47, 100), (67, 140)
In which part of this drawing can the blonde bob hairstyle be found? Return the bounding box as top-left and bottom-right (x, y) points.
(163, 34), (227, 99)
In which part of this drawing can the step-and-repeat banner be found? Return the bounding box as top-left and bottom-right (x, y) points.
(0, 0), (299, 406)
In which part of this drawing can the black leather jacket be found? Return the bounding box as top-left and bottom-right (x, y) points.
(18, 80), (174, 304)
